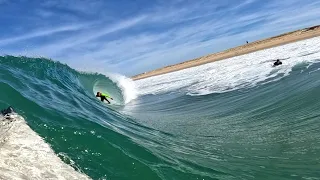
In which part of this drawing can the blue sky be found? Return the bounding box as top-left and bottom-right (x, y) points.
(0, 0), (320, 76)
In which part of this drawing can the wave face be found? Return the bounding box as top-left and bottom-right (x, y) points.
(1, 36), (320, 180)
(0, 114), (90, 180)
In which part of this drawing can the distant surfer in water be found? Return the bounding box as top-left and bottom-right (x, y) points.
(265, 57), (288, 66)
(273, 59), (282, 67)
(96, 92), (113, 104)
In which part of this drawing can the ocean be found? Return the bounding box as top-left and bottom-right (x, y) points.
(1, 36), (320, 180)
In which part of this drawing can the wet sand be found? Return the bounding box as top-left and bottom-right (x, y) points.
(132, 25), (320, 80)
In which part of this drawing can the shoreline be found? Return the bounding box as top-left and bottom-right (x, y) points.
(132, 25), (320, 80)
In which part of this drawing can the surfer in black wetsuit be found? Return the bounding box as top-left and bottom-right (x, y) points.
(273, 59), (282, 66)
(96, 92), (113, 104)
(1, 106), (14, 115)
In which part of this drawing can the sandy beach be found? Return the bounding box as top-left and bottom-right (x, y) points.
(132, 25), (320, 80)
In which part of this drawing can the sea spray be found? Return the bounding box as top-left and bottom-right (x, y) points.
(107, 73), (137, 104)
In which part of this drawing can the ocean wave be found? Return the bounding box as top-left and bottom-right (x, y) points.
(1, 37), (320, 180)
(136, 36), (320, 96)
(0, 56), (136, 105)
(0, 110), (90, 180)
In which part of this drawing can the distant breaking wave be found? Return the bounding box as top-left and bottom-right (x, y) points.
(136, 37), (320, 96)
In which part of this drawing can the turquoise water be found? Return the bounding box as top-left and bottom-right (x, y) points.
(1, 38), (320, 180)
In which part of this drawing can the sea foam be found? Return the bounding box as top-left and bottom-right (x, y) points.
(0, 112), (90, 180)
(136, 36), (320, 96)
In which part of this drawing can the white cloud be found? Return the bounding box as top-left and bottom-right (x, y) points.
(1, 0), (320, 76)
(24, 15), (146, 57)
(0, 24), (89, 46)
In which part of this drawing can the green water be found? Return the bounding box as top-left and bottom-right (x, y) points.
(1, 54), (320, 180)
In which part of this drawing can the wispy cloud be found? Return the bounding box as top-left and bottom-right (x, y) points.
(0, 24), (88, 46)
(1, 0), (319, 76)
(26, 15), (146, 57)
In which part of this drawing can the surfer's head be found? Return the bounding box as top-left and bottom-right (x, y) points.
(96, 92), (101, 97)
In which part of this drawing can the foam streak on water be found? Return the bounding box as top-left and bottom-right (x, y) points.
(136, 36), (320, 96)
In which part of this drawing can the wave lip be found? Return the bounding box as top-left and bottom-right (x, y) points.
(93, 73), (137, 105)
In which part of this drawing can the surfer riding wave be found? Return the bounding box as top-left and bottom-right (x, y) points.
(96, 92), (113, 104)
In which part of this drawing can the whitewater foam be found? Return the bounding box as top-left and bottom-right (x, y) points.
(76, 69), (137, 105)
(136, 36), (320, 96)
(103, 73), (137, 104)
(0, 113), (90, 180)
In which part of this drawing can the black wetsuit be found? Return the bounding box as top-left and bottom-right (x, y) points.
(274, 60), (282, 66)
(97, 94), (111, 103)
(1, 106), (14, 115)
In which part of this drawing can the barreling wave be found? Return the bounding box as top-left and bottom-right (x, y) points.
(0, 56), (147, 180)
(78, 72), (137, 105)
(1, 36), (320, 180)
(0, 56), (136, 106)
